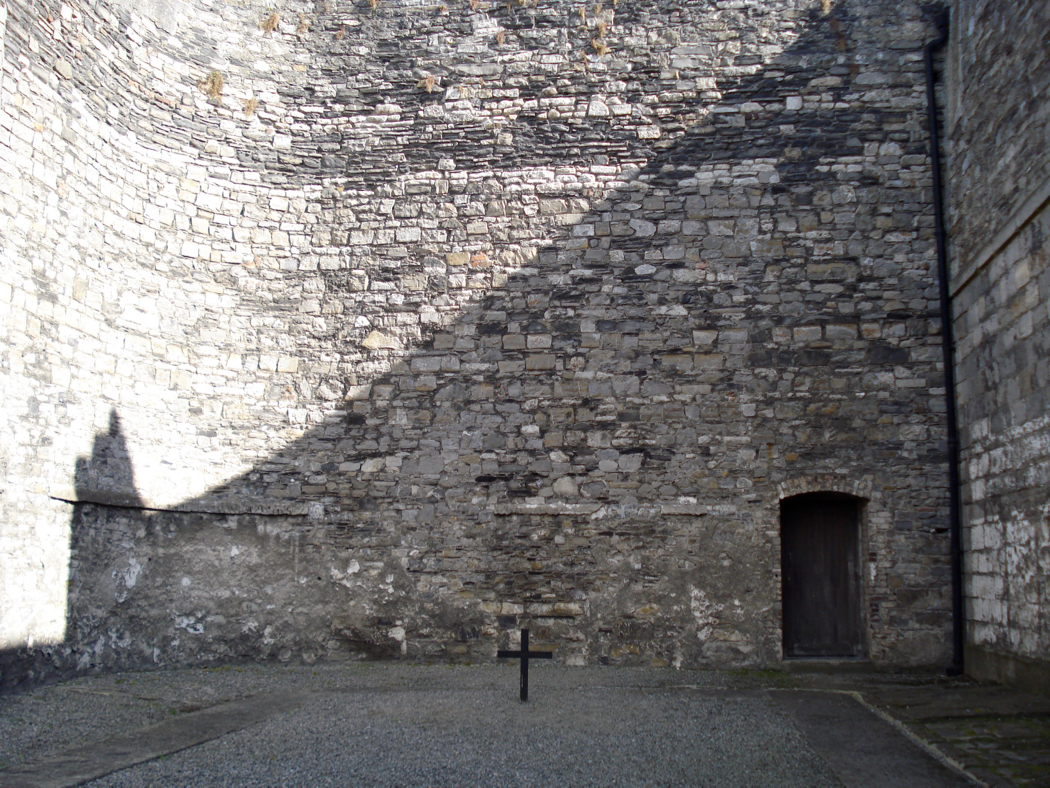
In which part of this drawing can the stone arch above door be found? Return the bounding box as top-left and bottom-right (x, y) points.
(777, 477), (875, 503)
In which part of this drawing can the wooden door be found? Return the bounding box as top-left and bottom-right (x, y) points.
(781, 494), (863, 658)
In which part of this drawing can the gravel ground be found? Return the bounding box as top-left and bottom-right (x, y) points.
(84, 684), (837, 787)
(86, 689), (835, 788)
(1, 664), (840, 787)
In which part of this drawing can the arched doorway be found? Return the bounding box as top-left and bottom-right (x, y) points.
(780, 492), (865, 658)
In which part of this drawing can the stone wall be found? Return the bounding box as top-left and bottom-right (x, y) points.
(1, 0), (953, 685)
(947, 0), (1050, 687)
(1, 0), (316, 667)
(945, 0), (1050, 275)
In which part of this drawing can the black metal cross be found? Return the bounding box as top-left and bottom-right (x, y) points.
(497, 628), (552, 702)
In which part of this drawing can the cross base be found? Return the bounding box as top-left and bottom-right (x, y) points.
(497, 628), (552, 702)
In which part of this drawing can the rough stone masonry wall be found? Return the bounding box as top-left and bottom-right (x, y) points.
(0, 0), (325, 667)
(947, 0), (1050, 682)
(1, 0), (952, 684)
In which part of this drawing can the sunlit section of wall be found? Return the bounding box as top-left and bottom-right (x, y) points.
(0, 495), (71, 650)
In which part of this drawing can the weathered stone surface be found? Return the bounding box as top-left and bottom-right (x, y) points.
(946, 0), (1050, 274)
(0, 0), (962, 684)
(945, 0), (1050, 681)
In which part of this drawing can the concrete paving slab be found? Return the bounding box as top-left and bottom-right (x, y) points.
(772, 689), (977, 787)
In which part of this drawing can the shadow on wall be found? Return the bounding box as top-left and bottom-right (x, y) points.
(1, 412), (149, 688)
(1, 0), (952, 687)
(73, 412), (146, 510)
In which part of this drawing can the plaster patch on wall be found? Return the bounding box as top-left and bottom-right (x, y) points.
(114, 557), (142, 602)
(175, 615), (204, 635)
(1005, 512), (1036, 588)
(689, 586), (722, 642)
(330, 560), (362, 589)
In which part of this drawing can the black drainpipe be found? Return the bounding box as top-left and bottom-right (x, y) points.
(924, 8), (964, 677)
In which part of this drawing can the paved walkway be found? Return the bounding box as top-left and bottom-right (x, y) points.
(0, 664), (1045, 787)
(790, 669), (1050, 787)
